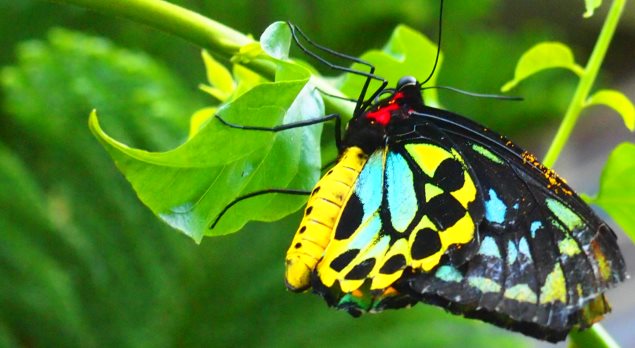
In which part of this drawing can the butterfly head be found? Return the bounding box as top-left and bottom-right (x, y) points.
(343, 76), (424, 153)
(364, 76), (423, 127)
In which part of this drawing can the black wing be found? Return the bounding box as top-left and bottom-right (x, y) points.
(397, 106), (627, 342)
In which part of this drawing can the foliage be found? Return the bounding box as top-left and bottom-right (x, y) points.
(0, 28), (200, 346)
(90, 65), (324, 240)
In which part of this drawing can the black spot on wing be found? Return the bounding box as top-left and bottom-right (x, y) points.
(411, 227), (442, 260)
(379, 254), (407, 274)
(330, 249), (360, 272)
(433, 158), (465, 192)
(335, 194), (363, 240)
(345, 258), (376, 280)
(426, 193), (466, 230)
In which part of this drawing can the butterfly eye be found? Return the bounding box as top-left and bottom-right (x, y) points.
(397, 76), (417, 90)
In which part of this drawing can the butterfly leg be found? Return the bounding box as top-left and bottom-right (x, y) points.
(315, 87), (358, 103)
(287, 22), (388, 117)
(210, 188), (311, 229)
(210, 113), (343, 229)
(287, 22), (377, 77)
(214, 112), (342, 150)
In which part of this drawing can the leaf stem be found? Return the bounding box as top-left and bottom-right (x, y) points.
(542, 0), (626, 167)
(543, 0), (627, 346)
(47, 0), (276, 78)
(568, 323), (620, 348)
(46, 0), (352, 117)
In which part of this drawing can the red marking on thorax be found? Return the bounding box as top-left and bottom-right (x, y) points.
(366, 103), (398, 126)
(365, 92), (405, 126)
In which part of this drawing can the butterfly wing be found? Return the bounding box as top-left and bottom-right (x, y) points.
(405, 106), (626, 341)
(285, 104), (625, 342)
(309, 128), (486, 315)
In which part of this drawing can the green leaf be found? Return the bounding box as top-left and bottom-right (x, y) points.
(91, 70), (324, 241)
(200, 50), (234, 101)
(569, 324), (620, 348)
(501, 42), (585, 92)
(591, 142), (635, 243)
(585, 89), (635, 131)
(260, 21), (292, 60)
(232, 64), (268, 100)
(337, 25), (442, 111)
(584, 0), (602, 18)
(230, 42), (264, 64)
(188, 106), (217, 138)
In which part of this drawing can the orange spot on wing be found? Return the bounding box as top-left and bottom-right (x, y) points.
(521, 151), (574, 196)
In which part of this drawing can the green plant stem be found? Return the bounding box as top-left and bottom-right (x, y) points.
(568, 323), (620, 348)
(47, 0), (276, 78)
(542, 0), (626, 167)
(545, 0), (627, 346)
(46, 0), (353, 117)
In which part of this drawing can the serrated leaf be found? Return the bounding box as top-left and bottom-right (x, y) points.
(91, 74), (323, 241)
(586, 89), (635, 131)
(260, 21), (291, 60)
(337, 25), (442, 112)
(584, 0), (602, 18)
(591, 142), (635, 243)
(501, 42), (584, 92)
(200, 50), (234, 101)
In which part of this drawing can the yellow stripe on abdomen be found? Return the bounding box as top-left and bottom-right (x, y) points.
(285, 147), (368, 292)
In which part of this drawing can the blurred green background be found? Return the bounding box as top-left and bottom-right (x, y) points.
(1, 0), (634, 347)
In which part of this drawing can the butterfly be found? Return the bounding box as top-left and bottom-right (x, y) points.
(207, 7), (627, 342)
(283, 74), (627, 342)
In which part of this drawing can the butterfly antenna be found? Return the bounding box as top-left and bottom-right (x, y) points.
(421, 0), (444, 86)
(421, 85), (523, 101)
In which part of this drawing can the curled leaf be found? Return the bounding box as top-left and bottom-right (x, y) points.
(502, 42), (584, 92)
(260, 21), (292, 60)
(586, 89), (635, 131)
(90, 75), (324, 241)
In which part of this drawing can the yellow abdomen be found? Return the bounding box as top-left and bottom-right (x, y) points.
(285, 147), (368, 292)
